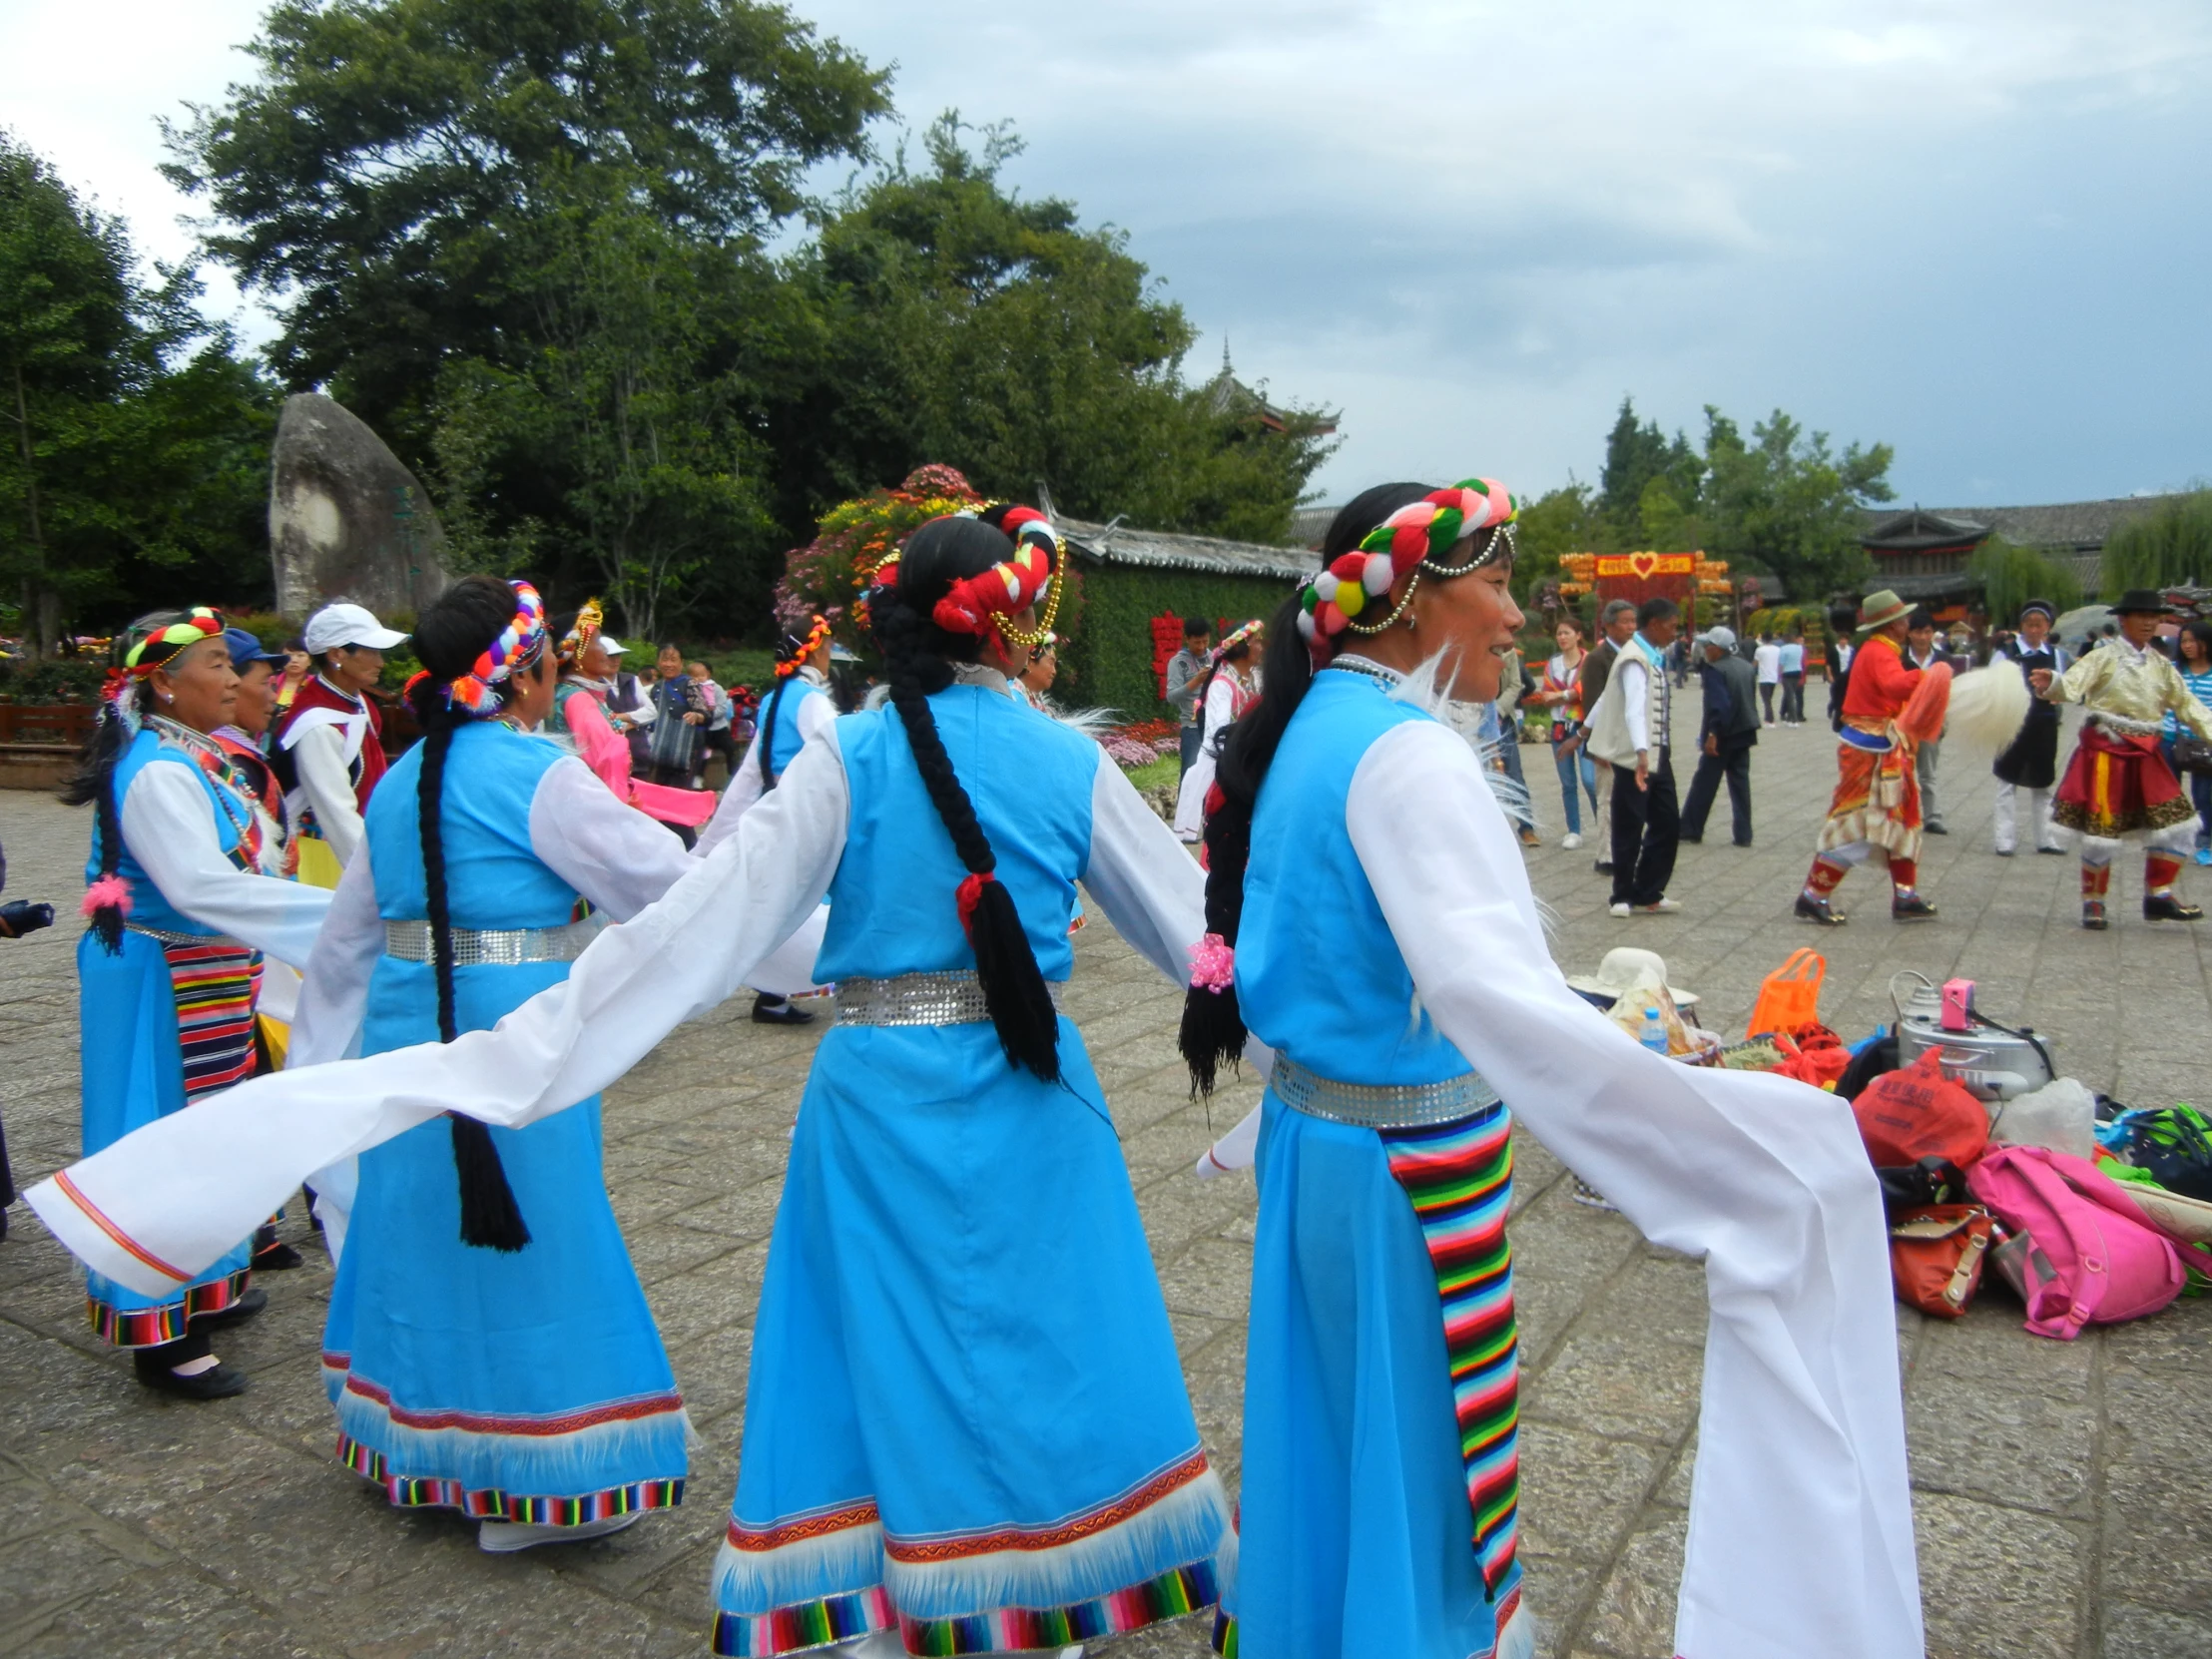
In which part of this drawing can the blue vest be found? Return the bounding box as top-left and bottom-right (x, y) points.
(757, 677), (828, 786)
(86, 730), (252, 937)
(1236, 670), (1471, 1086)
(818, 684), (1096, 983)
(365, 723), (577, 930)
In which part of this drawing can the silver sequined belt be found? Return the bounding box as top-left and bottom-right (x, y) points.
(128, 922), (247, 951)
(833, 970), (1067, 1027)
(382, 918), (599, 967)
(2089, 712), (2164, 737)
(1271, 1053), (1501, 1129)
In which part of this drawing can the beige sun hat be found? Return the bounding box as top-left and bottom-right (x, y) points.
(1564, 947), (1700, 1009)
(1856, 589), (1912, 633)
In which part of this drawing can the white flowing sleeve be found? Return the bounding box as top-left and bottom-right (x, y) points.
(30, 727), (852, 1301)
(697, 689), (837, 857)
(290, 724), (366, 864)
(1080, 747), (1209, 986)
(528, 756), (697, 919)
(288, 852), (382, 1069)
(1348, 720), (1920, 1659)
(122, 763), (334, 969)
(1202, 674), (1236, 733)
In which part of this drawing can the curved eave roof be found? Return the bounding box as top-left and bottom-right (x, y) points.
(1061, 517), (1313, 583)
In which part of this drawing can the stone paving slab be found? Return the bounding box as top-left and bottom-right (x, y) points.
(3, 698), (2211, 1658)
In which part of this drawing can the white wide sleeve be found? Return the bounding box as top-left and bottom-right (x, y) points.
(528, 756), (698, 919)
(29, 728), (853, 1303)
(1080, 747), (1211, 986)
(291, 724), (366, 863)
(122, 763), (334, 969)
(288, 852), (383, 1069)
(1201, 674), (1236, 732)
(1347, 720), (1920, 1659)
(698, 691), (839, 858)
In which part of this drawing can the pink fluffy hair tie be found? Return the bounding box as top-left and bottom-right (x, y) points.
(1187, 932), (1236, 994)
(82, 873), (133, 918)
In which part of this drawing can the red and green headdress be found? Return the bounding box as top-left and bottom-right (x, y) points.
(1298, 479), (1517, 665)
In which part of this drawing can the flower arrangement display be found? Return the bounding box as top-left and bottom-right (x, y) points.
(773, 464), (987, 642)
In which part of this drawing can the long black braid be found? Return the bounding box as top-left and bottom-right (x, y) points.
(870, 519), (1061, 1081)
(410, 575), (537, 1252)
(757, 674), (792, 791)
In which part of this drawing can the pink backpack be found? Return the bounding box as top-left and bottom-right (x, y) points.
(1965, 1146), (2186, 1340)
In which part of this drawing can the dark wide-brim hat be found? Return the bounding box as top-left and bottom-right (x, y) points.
(2111, 589), (2171, 617)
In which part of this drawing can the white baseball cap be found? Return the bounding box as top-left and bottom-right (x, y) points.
(303, 602), (408, 654)
(1703, 626), (1737, 651)
(598, 635), (629, 656)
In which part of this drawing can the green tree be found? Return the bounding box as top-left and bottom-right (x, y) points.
(0, 136), (275, 655)
(1968, 535), (2082, 622)
(1699, 406), (1892, 602)
(771, 118), (1336, 549)
(2100, 490), (2212, 597)
(1598, 397), (1701, 547)
(1509, 481), (1597, 609)
(163, 0), (891, 459)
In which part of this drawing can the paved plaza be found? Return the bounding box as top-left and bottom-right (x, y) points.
(2, 705), (2210, 1659)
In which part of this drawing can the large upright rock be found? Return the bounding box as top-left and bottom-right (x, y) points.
(269, 393), (451, 621)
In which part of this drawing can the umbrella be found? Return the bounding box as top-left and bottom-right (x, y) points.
(2051, 604), (2113, 652)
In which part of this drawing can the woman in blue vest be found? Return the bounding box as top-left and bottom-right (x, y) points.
(1180, 481), (1921, 1659)
(62, 608), (330, 1397)
(700, 613), (835, 1023)
(293, 575), (700, 1552)
(44, 509), (1234, 1654)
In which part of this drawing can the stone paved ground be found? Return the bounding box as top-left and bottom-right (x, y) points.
(2, 700), (2210, 1659)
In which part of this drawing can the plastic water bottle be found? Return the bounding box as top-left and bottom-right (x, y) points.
(1640, 1007), (1669, 1055)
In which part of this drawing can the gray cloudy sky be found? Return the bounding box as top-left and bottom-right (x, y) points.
(5, 0), (2208, 509)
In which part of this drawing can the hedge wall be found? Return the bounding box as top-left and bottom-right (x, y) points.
(1060, 559), (1292, 718)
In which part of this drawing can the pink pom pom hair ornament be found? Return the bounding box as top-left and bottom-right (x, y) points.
(1297, 478), (1518, 666)
(1187, 932), (1237, 994)
(81, 873), (133, 921)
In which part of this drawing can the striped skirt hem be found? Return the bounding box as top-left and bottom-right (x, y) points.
(88, 1267), (252, 1349)
(334, 1434), (684, 1525)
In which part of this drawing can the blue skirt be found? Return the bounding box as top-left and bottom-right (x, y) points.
(77, 930), (255, 1346)
(323, 956), (687, 1523)
(1226, 1093), (1525, 1659)
(711, 1016), (1228, 1657)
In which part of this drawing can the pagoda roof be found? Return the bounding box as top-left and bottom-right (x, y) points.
(1862, 509), (1989, 554)
(1062, 516), (1313, 583)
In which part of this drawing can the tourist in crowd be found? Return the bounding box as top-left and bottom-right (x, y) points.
(2035, 590), (2212, 928)
(1680, 625), (1759, 846)
(1797, 590), (1940, 925)
(59, 608), (331, 1396)
(1489, 640), (1540, 847)
(1174, 619), (1265, 842)
(1577, 598), (1638, 874)
(1905, 611), (1967, 834)
(1991, 599), (2069, 857)
(1590, 597), (1683, 916)
(688, 659), (742, 781)
(1778, 628), (1807, 725)
(290, 576), (699, 1552)
(1827, 604), (1858, 729)
(1179, 478), (1917, 1659)
(643, 643), (708, 790)
(1752, 631), (1782, 725)
(700, 614), (835, 1023)
(543, 605), (716, 838)
(1167, 614), (1213, 776)
(278, 601), (407, 886)
(1015, 636), (1059, 707)
(2168, 621), (2212, 865)
(274, 637), (311, 718)
(42, 507), (1241, 1653)
(1536, 618), (1599, 850)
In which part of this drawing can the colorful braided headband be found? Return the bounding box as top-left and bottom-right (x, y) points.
(1298, 479), (1517, 664)
(1213, 619), (1263, 662)
(559, 598), (605, 664)
(776, 615), (831, 678)
(928, 507), (1061, 641)
(411, 581), (547, 714)
(122, 608), (226, 675)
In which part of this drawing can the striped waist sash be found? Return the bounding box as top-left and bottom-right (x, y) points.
(146, 932), (263, 1104)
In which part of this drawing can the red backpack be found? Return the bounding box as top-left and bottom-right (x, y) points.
(1852, 1048), (1988, 1171)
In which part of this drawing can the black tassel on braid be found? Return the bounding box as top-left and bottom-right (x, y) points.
(1177, 484), (1437, 1098)
(411, 576), (538, 1253)
(872, 519), (1062, 1082)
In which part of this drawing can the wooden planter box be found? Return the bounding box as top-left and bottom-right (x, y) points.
(0, 704), (95, 791)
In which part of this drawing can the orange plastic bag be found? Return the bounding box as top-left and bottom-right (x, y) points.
(1747, 949), (1826, 1039)
(1770, 1030), (1852, 1090)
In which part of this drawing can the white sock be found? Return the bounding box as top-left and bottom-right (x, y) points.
(171, 1354), (222, 1377)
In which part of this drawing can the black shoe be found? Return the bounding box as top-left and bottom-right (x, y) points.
(2036, 845), (2068, 855)
(1593, 860), (1614, 875)
(2082, 900), (2108, 930)
(2145, 893), (2204, 922)
(253, 1241), (305, 1271)
(752, 994), (815, 1026)
(1679, 835), (1703, 845)
(1925, 824), (1948, 835)
(1795, 893), (1847, 926)
(1733, 840), (1754, 848)
(192, 1288), (267, 1331)
(1892, 894), (1939, 922)
(133, 1353), (250, 1399)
